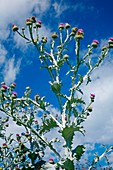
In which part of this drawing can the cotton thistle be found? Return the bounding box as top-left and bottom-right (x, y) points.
(12, 24), (19, 32)
(90, 93), (95, 102)
(75, 29), (84, 39)
(51, 32), (58, 39)
(26, 18), (32, 26)
(58, 23), (65, 30)
(36, 20), (42, 28)
(108, 37), (113, 48)
(91, 40), (99, 48)
(65, 23), (71, 29)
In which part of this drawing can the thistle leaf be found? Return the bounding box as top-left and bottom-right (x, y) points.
(40, 118), (58, 134)
(72, 145), (85, 161)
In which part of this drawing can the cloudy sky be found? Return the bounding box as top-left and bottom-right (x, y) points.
(0, 0), (113, 166)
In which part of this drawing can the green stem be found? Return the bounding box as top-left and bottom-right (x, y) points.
(17, 31), (30, 42)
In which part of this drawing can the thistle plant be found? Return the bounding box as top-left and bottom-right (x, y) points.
(0, 16), (113, 169)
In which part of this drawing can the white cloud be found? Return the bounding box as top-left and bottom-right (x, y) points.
(52, 0), (69, 17)
(52, 1), (96, 18)
(0, 0), (51, 40)
(79, 59), (113, 145)
(3, 57), (21, 85)
(0, 44), (7, 65)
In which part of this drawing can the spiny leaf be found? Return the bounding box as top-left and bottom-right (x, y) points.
(72, 145), (85, 161)
(78, 74), (83, 83)
(71, 97), (85, 105)
(63, 158), (74, 170)
(40, 118), (58, 134)
(61, 125), (75, 148)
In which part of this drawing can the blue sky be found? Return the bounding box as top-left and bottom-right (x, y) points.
(0, 0), (113, 167)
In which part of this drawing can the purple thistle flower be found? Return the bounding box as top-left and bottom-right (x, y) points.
(78, 29), (84, 33)
(92, 40), (99, 44)
(16, 134), (19, 137)
(49, 158), (54, 161)
(90, 93), (95, 98)
(37, 20), (42, 24)
(59, 23), (65, 30)
(1, 85), (8, 89)
(109, 37), (113, 41)
(12, 91), (17, 96)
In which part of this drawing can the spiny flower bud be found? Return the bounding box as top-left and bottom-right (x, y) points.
(28, 135), (32, 140)
(2, 143), (7, 149)
(58, 23), (65, 30)
(91, 40), (99, 48)
(71, 27), (78, 33)
(26, 18), (32, 26)
(63, 54), (69, 60)
(22, 27), (25, 31)
(1, 84), (8, 89)
(5, 102), (10, 107)
(12, 91), (17, 98)
(26, 86), (30, 90)
(34, 94), (40, 101)
(25, 131), (29, 136)
(90, 93), (95, 102)
(10, 83), (16, 88)
(75, 29), (84, 39)
(41, 36), (47, 43)
(1, 84), (8, 92)
(44, 113), (47, 117)
(108, 37), (113, 48)
(51, 32), (58, 39)
(36, 20), (42, 28)
(16, 134), (21, 141)
(5, 123), (9, 127)
(34, 120), (38, 125)
(88, 106), (93, 112)
(49, 158), (54, 164)
(12, 24), (19, 32)
(65, 23), (71, 29)
(30, 16), (36, 23)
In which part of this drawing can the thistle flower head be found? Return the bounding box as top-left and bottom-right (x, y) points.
(91, 39), (99, 48)
(10, 83), (16, 88)
(51, 32), (58, 39)
(30, 16), (36, 23)
(1, 84), (8, 89)
(58, 23), (65, 30)
(12, 91), (17, 96)
(2, 143), (7, 149)
(71, 27), (78, 33)
(12, 24), (19, 31)
(34, 94), (40, 101)
(88, 106), (93, 112)
(65, 23), (71, 29)
(16, 134), (20, 137)
(90, 93), (95, 98)
(75, 28), (84, 39)
(36, 20), (42, 28)
(49, 158), (54, 164)
(26, 18), (32, 25)
(41, 36), (47, 43)
(108, 37), (113, 48)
